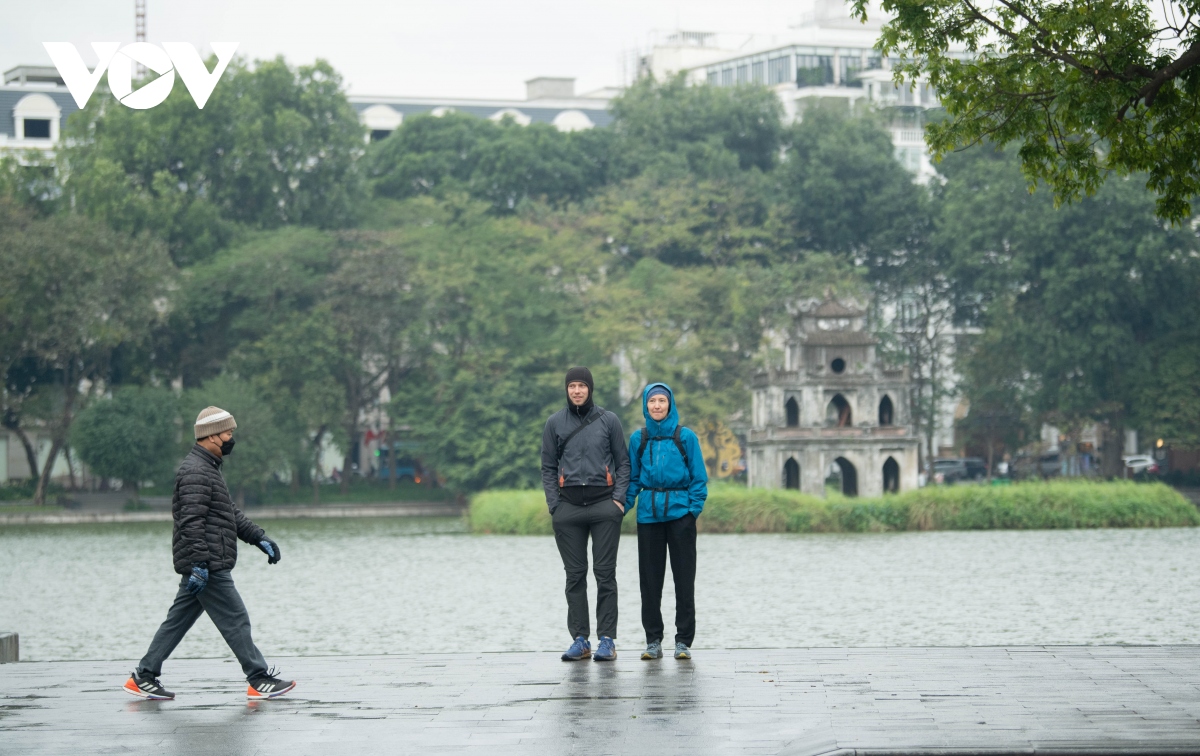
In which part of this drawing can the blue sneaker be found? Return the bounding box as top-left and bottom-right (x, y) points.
(641, 641), (663, 660)
(674, 642), (691, 660)
(594, 636), (617, 662)
(561, 636), (591, 661)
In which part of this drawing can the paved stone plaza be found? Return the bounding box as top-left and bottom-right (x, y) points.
(3, 646), (1200, 755)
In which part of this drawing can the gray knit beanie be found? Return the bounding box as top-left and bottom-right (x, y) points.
(194, 406), (237, 440)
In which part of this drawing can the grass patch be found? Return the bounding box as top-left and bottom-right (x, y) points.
(468, 480), (1198, 535)
(0, 504), (66, 515)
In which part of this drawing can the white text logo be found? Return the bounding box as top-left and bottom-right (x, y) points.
(43, 42), (239, 110)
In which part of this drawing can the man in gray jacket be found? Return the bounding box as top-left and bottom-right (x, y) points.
(541, 367), (630, 662)
(123, 406), (294, 701)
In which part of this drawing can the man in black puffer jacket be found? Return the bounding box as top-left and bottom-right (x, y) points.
(123, 406), (295, 701)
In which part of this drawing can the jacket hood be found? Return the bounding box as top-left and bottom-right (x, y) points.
(642, 382), (679, 436)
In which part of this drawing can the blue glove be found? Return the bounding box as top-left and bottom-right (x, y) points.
(257, 538), (281, 565)
(186, 563), (209, 596)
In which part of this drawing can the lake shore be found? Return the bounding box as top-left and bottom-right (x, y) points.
(0, 501), (464, 526)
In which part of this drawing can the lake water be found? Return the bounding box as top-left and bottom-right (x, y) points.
(1, 518), (1198, 662)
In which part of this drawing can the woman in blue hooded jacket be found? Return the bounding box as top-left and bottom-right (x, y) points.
(626, 382), (708, 660)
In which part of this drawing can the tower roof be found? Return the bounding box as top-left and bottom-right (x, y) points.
(810, 298), (865, 318)
(800, 331), (876, 346)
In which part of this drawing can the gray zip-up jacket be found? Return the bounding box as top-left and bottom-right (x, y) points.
(540, 403), (630, 513)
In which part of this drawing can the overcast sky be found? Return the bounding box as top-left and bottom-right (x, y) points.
(4, 0), (823, 100)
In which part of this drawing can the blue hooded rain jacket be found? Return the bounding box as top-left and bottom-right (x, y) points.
(625, 383), (708, 524)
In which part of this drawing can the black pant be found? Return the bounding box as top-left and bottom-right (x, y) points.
(138, 570), (269, 682)
(552, 499), (623, 639)
(638, 514), (697, 646)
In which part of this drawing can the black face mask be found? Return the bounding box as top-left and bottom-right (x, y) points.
(220, 438), (236, 456)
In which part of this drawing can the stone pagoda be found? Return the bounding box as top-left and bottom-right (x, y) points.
(746, 297), (919, 497)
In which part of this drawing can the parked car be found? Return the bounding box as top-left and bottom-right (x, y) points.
(1122, 455), (1159, 475)
(933, 458), (969, 483)
(962, 457), (988, 480)
(1038, 452), (1061, 477)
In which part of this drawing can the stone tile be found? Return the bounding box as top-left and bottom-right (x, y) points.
(5, 647), (1200, 754)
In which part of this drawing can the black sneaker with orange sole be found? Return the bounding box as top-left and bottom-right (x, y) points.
(123, 671), (175, 700)
(247, 668), (296, 700)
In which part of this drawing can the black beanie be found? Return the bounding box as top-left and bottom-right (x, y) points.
(565, 366), (594, 394)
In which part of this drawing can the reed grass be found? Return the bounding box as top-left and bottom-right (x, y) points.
(468, 480), (1198, 535)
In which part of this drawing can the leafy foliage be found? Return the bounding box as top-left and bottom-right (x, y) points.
(71, 386), (179, 495)
(937, 145), (1200, 453)
(181, 375), (292, 503)
(855, 0), (1200, 221)
(61, 57), (365, 265)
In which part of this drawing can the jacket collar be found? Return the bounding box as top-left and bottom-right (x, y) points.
(191, 443), (223, 468)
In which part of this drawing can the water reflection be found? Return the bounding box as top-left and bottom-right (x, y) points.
(1, 519), (1198, 661)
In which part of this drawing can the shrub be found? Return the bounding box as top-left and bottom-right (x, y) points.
(468, 480), (1198, 534)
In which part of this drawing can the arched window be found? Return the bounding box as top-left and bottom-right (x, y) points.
(883, 457), (900, 493)
(785, 397), (799, 427)
(552, 109), (595, 132)
(834, 456), (858, 496)
(826, 394), (852, 427)
(14, 93), (61, 141)
(878, 395), (894, 426)
(361, 104), (403, 143)
(783, 458), (800, 489)
(489, 108), (532, 126)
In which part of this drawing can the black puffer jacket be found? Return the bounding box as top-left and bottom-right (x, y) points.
(171, 444), (265, 575)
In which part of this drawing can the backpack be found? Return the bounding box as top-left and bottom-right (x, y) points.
(636, 425), (690, 470)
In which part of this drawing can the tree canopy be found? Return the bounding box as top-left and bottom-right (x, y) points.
(4, 59), (1197, 499)
(854, 0), (1200, 221)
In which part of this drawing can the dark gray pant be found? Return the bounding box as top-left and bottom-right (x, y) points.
(138, 570), (269, 682)
(552, 500), (623, 639)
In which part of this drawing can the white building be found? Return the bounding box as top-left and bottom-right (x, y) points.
(0, 66), (77, 157)
(635, 0), (944, 182)
(350, 77), (615, 143)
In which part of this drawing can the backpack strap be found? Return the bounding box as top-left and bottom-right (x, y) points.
(636, 426), (691, 474)
(556, 408), (602, 463)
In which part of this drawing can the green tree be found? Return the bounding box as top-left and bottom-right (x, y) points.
(61, 56), (365, 266)
(368, 113), (614, 213)
(367, 112), (498, 200)
(579, 172), (780, 267)
(780, 106), (929, 262)
(856, 0), (1200, 221)
(611, 74), (784, 178)
(182, 375), (291, 505)
(954, 330), (1030, 475)
(232, 309), (346, 503)
(0, 211), (171, 504)
(936, 145), (1200, 473)
(385, 197), (604, 491)
(71, 386), (178, 499)
(164, 227), (338, 388)
(323, 234), (420, 493)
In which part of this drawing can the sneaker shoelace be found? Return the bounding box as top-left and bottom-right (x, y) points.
(256, 666), (283, 685)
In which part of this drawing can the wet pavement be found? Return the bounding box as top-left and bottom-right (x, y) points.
(3, 646), (1200, 755)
